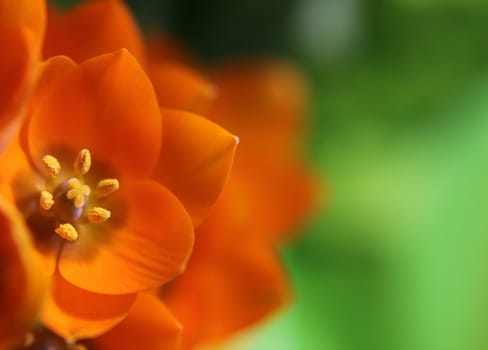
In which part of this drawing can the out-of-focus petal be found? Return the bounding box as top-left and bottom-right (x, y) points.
(208, 61), (309, 148)
(0, 0), (46, 51)
(154, 109), (238, 227)
(43, 0), (145, 64)
(164, 210), (290, 348)
(229, 156), (317, 239)
(0, 198), (46, 349)
(59, 180), (194, 295)
(0, 27), (36, 153)
(28, 49), (161, 180)
(88, 293), (182, 350)
(0, 133), (58, 276)
(0, 0), (46, 153)
(150, 63), (216, 114)
(208, 61), (317, 238)
(41, 271), (136, 341)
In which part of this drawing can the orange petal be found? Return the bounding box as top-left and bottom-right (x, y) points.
(0, 0), (46, 52)
(208, 61), (309, 144)
(88, 293), (182, 350)
(0, 27), (36, 153)
(59, 180), (194, 294)
(154, 109), (238, 227)
(43, 0), (145, 64)
(207, 61), (316, 238)
(165, 222), (290, 348)
(150, 63), (216, 114)
(0, 133), (58, 275)
(41, 271), (136, 341)
(229, 157), (317, 239)
(28, 49), (161, 180)
(0, 0), (46, 154)
(0, 198), (47, 349)
(36, 55), (77, 103)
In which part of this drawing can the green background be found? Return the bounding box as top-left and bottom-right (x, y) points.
(54, 1), (488, 349)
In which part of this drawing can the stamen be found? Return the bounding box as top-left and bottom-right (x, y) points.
(55, 223), (79, 241)
(42, 155), (61, 178)
(67, 178), (91, 208)
(88, 207), (111, 223)
(96, 178), (119, 197)
(40, 190), (54, 210)
(23, 332), (35, 347)
(74, 149), (91, 175)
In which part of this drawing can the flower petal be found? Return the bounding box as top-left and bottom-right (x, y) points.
(41, 271), (136, 340)
(208, 61), (309, 146)
(150, 63), (216, 114)
(165, 217), (290, 348)
(154, 109), (238, 227)
(36, 55), (77, 102)
(88, 293), (182, 350)
(59, 180), (194, 294)
(0, 134), (58, 275)
(0, 0), (46, 52)
(0, 0), (46, 154)
(43, 0), (145, 64)
(0, 198), (46, 349)
(0, 27), (36, 153)
(28, 49), (162, 180)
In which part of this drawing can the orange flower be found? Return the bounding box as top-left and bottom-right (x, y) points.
(0, 198), (46, 349)
(0, 0), (46, 152)
(0, 48), (236, 340)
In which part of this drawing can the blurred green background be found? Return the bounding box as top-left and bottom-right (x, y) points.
(55, 0), (488, 349)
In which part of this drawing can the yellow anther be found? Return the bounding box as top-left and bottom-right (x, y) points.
(96, 178), (119, 197)
(67, 178), (91, 208)
(42, 155), (61, 178)
(74, 149), (91, 175)
(39, 190), (54, 210)
(23, 332), (35, 347)
(55, 223), (79, 241)
(88, 207), (111, 223)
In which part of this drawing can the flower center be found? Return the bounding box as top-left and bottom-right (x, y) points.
(39, 149), (119, 241)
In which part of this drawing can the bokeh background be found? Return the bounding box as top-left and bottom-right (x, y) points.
(54, 0), (488, 349)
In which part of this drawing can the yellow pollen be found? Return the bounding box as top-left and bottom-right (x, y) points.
(74, 149), (92, 175)
(88, 207), (111, 223)
(39, 190), (54, 210)
(96, 178), (119, 197)
(55, 223), (79, 241)
(42, 155), (61, 178)
(67, 178), (91, 208)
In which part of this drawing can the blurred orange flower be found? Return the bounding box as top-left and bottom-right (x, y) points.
(0, 0), (46, 152)
(164, 61), (316, 348)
